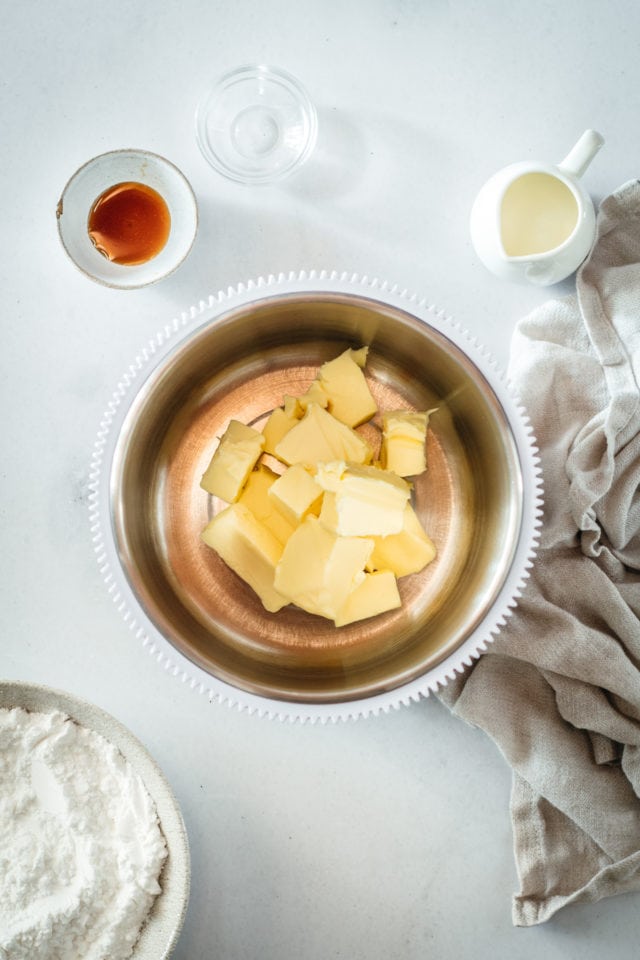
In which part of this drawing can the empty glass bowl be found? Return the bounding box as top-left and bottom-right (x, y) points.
(195, 65), (318, 183)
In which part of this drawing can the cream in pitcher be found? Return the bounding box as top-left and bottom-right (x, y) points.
(470, 129), (604, 285)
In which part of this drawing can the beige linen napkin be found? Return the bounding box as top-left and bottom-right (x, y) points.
(438, 180), (640, 926)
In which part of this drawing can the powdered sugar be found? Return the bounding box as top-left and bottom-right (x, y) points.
(0, 707), (167, 960)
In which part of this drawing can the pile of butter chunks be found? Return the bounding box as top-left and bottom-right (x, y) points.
(200, 347), (436, 627)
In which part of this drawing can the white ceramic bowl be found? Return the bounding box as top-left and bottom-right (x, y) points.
(0, 680), (190, 958)
(56, 149), (198, 289)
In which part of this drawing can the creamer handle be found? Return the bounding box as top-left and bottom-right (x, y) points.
(558, 129), (605, 178)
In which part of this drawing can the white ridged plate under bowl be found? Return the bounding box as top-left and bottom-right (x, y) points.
(0, 680), (191, 958)
(89, 271), (543, 723)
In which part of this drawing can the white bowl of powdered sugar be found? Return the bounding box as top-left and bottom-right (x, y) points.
(0, 680), (190, 960)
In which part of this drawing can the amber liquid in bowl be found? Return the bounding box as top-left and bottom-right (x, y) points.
(88, 181), (171, 266)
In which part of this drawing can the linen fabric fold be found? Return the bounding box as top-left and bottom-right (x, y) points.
(438, 180), (640, 926)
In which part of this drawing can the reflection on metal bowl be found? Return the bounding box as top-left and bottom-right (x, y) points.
(92, 274), (542, 721)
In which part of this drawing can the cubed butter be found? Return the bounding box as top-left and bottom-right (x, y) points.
(368, 503), (437, 577)
(268, 463), (323, 526)
(334, 570), (401, 627)
(313, 459), (347, 493)
(262, 406), (299, 456)
(297, 379), (329, 412)
(237, 464), (297, 546)
(381, 409), (435, 477)
(316, 347), (378, 427)
(200, 420), (265, 502)
(201, 503), (289, 612)
(349, 346), (369, 368)
(274, 403), (373, 468)
(274, 515), (373, 620)
(197, 346), (438, 627)
(283, 395), (302, 418)
(316, 462), (411, 536)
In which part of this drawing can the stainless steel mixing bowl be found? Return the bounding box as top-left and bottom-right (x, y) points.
(108, 289), (525, 706)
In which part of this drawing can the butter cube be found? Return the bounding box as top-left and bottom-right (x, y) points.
(238, 464), (297, 546)
(349, 346), (369, 368)
(274, 403), (372, 468)
(274, 516), (373, 620)
(200, 420), (265, 502)
(201, 503), (289, 612)
(334, 570), (401, 627)
(298, 380), (330, 412)
(316, 462), (411, 536)
(313, 459), (347, 493)
(268, 464), (323, 526)
(369, 503), (436, 577)
(283, 394), (302, 417)
(316, 347), (378, 427)
(262, 405), (299, 456)
(381, 409), (435, 477)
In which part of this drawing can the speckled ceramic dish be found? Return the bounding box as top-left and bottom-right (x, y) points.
(89, 271), (543, 722)
(56, 149), (198, 289)
(0, 680), (190, 959)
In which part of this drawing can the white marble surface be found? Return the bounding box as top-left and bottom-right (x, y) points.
(2, 1), (640, 957)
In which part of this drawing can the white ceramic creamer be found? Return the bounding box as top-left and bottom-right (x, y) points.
(470, 129), (604, 285)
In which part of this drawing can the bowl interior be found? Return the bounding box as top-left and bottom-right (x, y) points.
(111, 293), (522, 703)
(57, 150), (198, 288)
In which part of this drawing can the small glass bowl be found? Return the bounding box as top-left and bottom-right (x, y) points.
(195, 65), (318, 184)
(56, 149), (198, 289)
